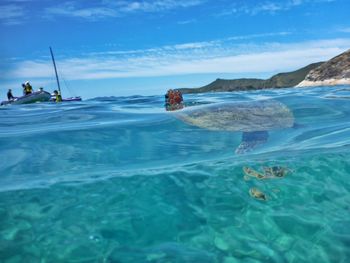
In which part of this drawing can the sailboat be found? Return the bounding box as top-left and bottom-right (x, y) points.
(50, 47), (82, 102)
(1, 48), (81, 106)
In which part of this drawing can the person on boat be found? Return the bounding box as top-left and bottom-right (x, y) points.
(38, 87), (44, 92)
(165, 89), (184, 111)
(7, 89), (15, 101)
(51, 90), (57, 100)
(53, 90), (62, 102)
(23, 81), (33, 95)
(22, 84), (26, 95)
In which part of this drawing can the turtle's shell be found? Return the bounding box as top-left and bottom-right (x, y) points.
(176, 100), (294, 132)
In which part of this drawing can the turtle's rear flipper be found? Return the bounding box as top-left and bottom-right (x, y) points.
(235, 131), (268, 154)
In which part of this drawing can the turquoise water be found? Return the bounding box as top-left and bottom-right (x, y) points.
(1, 86), (350, 262)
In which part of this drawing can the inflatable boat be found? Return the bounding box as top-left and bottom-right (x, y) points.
(1, 91), (52, 106)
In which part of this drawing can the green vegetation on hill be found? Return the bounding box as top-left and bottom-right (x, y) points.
(179, 62), (323, 94)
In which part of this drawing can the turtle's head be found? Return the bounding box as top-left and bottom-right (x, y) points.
(165, 89), (184, 111)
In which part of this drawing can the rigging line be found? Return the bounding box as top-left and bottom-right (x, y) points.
(58, 69), (77, 97)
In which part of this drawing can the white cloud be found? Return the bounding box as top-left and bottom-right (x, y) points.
(218, 0), (336, 16)
(45, 2), (118, 19)
(3, 38), (350, 82)
(3, 0), (35, 2)
(177, 19), (197, 25)
(0, 4), (25, 25)
(117, 0), (204, 12)
(255, 2), (286, 13)
(227, 32), (291, 41)
(45, 0), (205, 20)
(338, 27), (350, 33)
(171, 42), (217, 50)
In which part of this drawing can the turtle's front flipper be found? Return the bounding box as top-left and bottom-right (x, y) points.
(235, 131), (268, 154)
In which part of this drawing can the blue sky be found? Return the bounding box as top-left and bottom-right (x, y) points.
(1, 0), (350, 99)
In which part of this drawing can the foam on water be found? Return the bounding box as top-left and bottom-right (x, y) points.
(0, 86), (350, 262)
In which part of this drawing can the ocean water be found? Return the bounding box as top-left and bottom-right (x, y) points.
(1, 86), (350, 263)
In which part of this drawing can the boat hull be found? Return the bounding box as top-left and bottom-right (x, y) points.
(1, 91), (52, 106)
(49, 96), (82, 102)
(63, 97), (82, 102)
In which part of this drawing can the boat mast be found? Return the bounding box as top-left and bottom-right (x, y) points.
(49, 47), (61, 95)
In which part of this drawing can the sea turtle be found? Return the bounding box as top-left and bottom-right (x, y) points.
(175, 100), (295, 154)
(249, 187), (267, 201)
(243, 166), (291, 179)
(243, 166), (265, 179)
(263, 166), (291, 178)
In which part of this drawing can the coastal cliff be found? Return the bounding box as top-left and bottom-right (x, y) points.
(179, 63), (323, 94)
(297, 49), (350, 87)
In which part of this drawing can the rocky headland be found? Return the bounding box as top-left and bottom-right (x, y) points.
(296, 49), (350, 87)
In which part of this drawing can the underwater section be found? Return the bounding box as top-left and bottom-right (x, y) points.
(0, 86), (350, 262)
